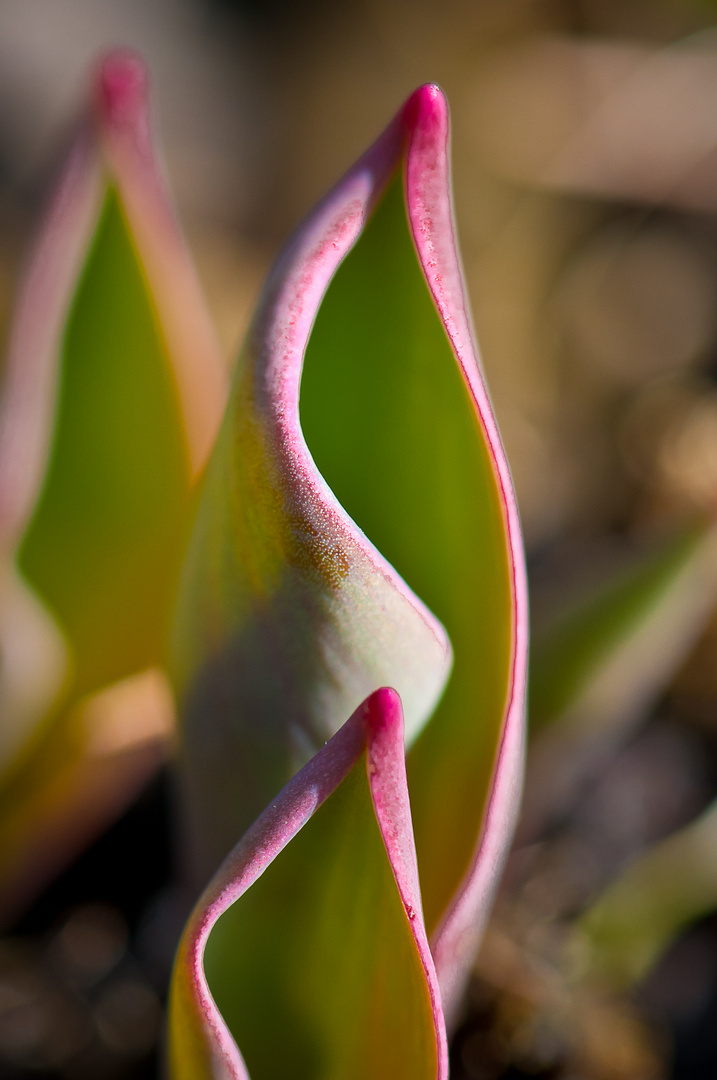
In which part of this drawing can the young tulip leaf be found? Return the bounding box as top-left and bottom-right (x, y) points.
(577, 795), (717, 989)
(17, 185), (190, 694)
(0, 52), (226, 919)
(530, 522), (717, 736)
(169, 689), (448, 1080)
(172, 89), (527, 1021)
(521, 523), (717, 844)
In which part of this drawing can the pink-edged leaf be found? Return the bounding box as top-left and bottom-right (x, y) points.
(394, 86), (526, 1025)
(0, 51), (226, 920)
(94, 54), (226, 475)
(172, 84), (527, 1021)
(0, 51), (226, 552)
(168, 688), (448, 1080)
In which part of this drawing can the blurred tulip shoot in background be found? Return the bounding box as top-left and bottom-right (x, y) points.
(4, 2), (717, 1079)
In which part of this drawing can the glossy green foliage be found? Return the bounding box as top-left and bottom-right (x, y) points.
(301, 172), (513, 932)
(204, 754), (439, 1080)
(18, 188), (190, 698)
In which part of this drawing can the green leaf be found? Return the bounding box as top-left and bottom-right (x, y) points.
(169, 689), (447, 1080)
(18, 187), (190, 696)
(0, 53), (227, 919)
(172, 86), (526, 1025)
(300, 172), (516, 937)
(530, 523), (717, 737)
(577, 796), (717, 988)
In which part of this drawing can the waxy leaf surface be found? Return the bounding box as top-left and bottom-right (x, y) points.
(169, 689), (448, 1080)
(172, 84), (527, 1023)
(0, 53), (226, 919)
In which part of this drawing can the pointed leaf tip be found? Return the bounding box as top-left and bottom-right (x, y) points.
(362, 685), (403, 739)
(172, 78), (527, 1026)
(402, 83), (446, 131)
(92, 51), (228, 474)
(95, 50), (149, 133)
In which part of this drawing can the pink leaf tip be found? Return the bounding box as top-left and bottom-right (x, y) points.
(95, 50), (151, 154)
(360, 686), (403, 739)
(401, 83), (447, 133)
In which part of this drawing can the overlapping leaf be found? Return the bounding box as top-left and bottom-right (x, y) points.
(172, 84), (527, 1024)
(0, 52), (226, 920)
(169, 689), (448, 1080)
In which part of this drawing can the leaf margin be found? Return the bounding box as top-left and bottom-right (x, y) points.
(168, 687), (449, 1080)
